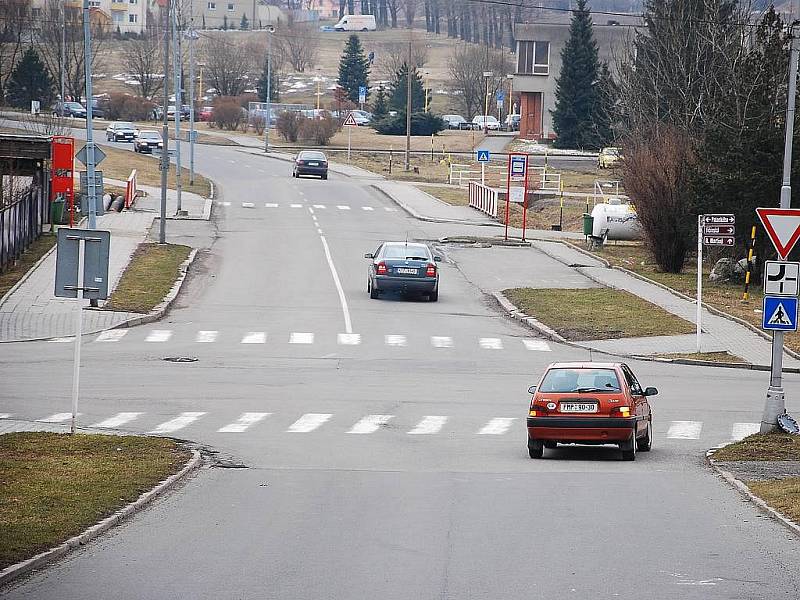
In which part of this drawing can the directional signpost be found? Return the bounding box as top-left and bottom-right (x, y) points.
(696, 214), (736, 352)
(476, 149), (490, 184)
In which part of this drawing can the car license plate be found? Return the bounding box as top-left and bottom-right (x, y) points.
(560, 402), (598, 413)
(308, 162), (319, 166)
(395, 268), (417, 275)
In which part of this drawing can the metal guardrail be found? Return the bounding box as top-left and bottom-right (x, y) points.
(0, 186), (48, 274)
(468, 181), (498, 218)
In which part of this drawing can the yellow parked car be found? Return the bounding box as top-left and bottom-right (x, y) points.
(598, 147), (622, 169)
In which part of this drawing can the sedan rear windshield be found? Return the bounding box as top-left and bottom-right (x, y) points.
(383, 244), (431, 260)
(539, 368), (621, 393)
(299, 152), (326, 161)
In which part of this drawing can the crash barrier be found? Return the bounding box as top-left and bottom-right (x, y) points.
(125, 169), (137, 208)
(468, 181), (498, 218)
(0, 185), (48, 273)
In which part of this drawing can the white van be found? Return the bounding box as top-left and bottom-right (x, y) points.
(334, 14), (377, 31)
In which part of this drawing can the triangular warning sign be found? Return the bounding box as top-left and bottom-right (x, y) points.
(757, 207), (800, 259)
(342, 112), (358, 126)
(768, 301), (793, 326)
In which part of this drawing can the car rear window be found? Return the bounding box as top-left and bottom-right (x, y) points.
(299, 152), (326, 160)
(383, 244), (430, 260)
(539, 368), (621, 393)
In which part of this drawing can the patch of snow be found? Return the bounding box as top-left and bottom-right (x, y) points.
(513, 139), (598, 157)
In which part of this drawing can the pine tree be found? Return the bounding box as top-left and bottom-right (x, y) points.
(592, 62), (617, 147)
(240, 13), (249, 30)
(8, 48), (54, 109)
(257, 57), (280, 103)
(371, 84), (388, 120)
(551, 0), (601, 149)
(337, 34), (370, 104)
(389, 62), (424, 113)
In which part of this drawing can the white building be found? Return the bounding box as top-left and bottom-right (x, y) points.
(29, 0), (149, 35)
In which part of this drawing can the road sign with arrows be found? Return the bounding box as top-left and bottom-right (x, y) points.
(756, 207), (800, 259)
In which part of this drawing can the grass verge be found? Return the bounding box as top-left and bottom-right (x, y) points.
(0, 432), (190, 569)
(0, 234), (57, 299)
(503, 287), (695, 340)
(106, 243), (191, 313)
(747, 478), (800, 523)
(654, 351), (747, 364)
(714, 433), (800, 461)
(415, 184), (469, 206)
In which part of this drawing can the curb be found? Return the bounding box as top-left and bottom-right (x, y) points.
(370, 184), (502, 227)
(0, 448), (202, 587)
(0, 239), (57, 310)
(706, 446), (800, 538)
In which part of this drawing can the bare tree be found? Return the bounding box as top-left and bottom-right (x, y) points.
(121, 36), (164, 99)
(377, 40), (428, 80)
(277, 16), (319, 73)
(448, 42), (510, 118)
(18, 112), (73, 137)
(0, 0), (30, 103)
(387, 0), (400, 28)
(201, 34), (258, 96)
(402, 0), (418, 27)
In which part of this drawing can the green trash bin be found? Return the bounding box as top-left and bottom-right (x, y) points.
(582, 213), (594, 236)
(51, 198), (66, 225)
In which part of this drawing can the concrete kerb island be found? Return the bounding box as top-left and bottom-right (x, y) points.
(0, 446), (202, 587)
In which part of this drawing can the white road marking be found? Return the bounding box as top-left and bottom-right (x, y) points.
(385, 334), (407, 347)
(312, 215), (318, 222)
(478, 418), (516, 435)
(149, 412), (207, 434)
(348, 414), (393, 434)
(319, 235), (353, 334)
(666, 420), (703, 439)
(217, 201), (231, 206)
(264, 203), (278, 208)
(195, 330), (218, 343)
(479, 337), (503, 350)
(242, 202), (255, 208)
(361, 206), (374, 211)
(218, 412), (271, 433)
(317, 228), (323, 234)
(289, 332), (315, 344)
(523, 339), (551, 351)
(384, 207), (397, 212)
(287, 413), (332, 433)
(431, 336), (453, 348)
(0, 413), (10, 419)
(241, 332), (266, 344)
(290, 203), (303, 208)
(145, 330), (172, 342)
(228, 160), (235, 164)
(408, 416), (448, 435)
(731, 422), (760, 441)
(308, 207), (315, 214)
(38, 413), (75, 423)
(338, 333), (361, 345)
(95, 330), (128, 342)
(313, 204), (326, 209)
(48, 337), (74, 343)
(336, 205), (350, 210)
(258, 169), (266, 173)
(92, 412), (142, 428)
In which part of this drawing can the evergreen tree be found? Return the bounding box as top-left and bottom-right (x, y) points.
(257, 55), (280, 102)
(551, 0), (601, 149)
(389, 62), (424, 113)
(592, 62), (616, 147)
(8, 48), (54, 109)
(240, 13), (249, 30)
(337, 34), (370, 104)
(371, 84), (388, 120)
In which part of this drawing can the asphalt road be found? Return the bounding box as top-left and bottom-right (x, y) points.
(2, 137), (800, 599)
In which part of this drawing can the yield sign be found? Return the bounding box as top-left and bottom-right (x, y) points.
(756, 207), (800, 259)
(342, 112), (358, 127)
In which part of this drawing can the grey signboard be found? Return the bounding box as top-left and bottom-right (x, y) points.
(54, 228), (111, 300)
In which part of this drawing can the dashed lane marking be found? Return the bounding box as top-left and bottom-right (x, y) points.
(408, 416), (448, 435)
(336, 205), (350, 210)
(242, 202), (255, 208)
(362, 206), (374, 211)
(241, 332), (266, 344)
(479, 337), (503, 350)
(384, 207), (397, 212)
(667, 420), (703, 439)
(95, 330), (128, 342)
(385, 334), (407, 347)
(431, 336), (453, 348)
(289, 332), (314, 344)
(290, 204), (303, 208)
(287, 413), (332, 433)
(145, 330), (172, 343)
(478, 417), (516, 435)
(523, 339), (551, 351)
(348, 414), (394, 434)
(196, 330), (218, 343)
(218, 412), (271, 433)
(313, 204), (326, 209)
(148, 412), (207, 434)
(38, 413), (76, 423)
(265, 203), (278, 208)
(92, 412), (143, 428)
(338, 333), (361, 345)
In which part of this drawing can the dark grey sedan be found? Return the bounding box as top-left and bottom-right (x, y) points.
(293, 151), (328, 180)
(365, 242), (441, 301)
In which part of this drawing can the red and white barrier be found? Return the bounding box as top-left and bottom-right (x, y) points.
(125, 169), (138, 209)
(469, 181), (498, 218)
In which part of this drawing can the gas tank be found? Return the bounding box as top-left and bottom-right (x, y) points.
(591, 200), (642, 241)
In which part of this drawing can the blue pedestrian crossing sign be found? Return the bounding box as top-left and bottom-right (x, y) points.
(476, 149), (490, 163)
(763, 296), (799, 332)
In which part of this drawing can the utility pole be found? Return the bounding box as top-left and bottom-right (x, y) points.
(60, 0), (66, 105)
(761, 6), (800, 433)
(404, 36), (412, 171)
(264, 25), (274, 153)
(171, 2), (183, 215)
(186, 26), (198, 186)
(82, 1), (97, 230)
(159, 0), (171, 244)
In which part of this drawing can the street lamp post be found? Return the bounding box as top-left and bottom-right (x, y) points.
(185, 27), (199, 187)
(423, 70), (430, 112)
(506, 73), (514, 129)
(264, 25), (275, 153)
(483, 71), (493, 134)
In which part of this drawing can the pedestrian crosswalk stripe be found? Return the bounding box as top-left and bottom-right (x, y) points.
(523, 339), (551, 351)
(338, 333), (361, 345)
(290, 204), (303, 208)
(0, 413), (10, 420)
(431, 336), (453, 348)
(241, 332), (266, 344)
(242, 202), (255, 208)
(287, 413), (332, 433)
(384, 207), (397, 212)
(217, 201), (231, 206)
(92, 412), (142, 428)
(95, 330), (128, 342)
(479, 337), (503, 350)
(313, 204), (326, 209)
(196, 330), (218, 343)
(145, 330), (172, 342)
(666, 420), (703, 439)
(348, 414), (393, 434)
(408, 416), (448, 435)
(362, 206), (374, 211)
(218, 412), (271, 433)
(385, 334), (407, 347)
(265, 203), (278, 208)
(731, 422), (760, 441)
(48, 337), (74, 343)
(38, 413), (76, 423)
(289, 332), (314, 344)
(337, 205), (350, 210)
(149, 412), (207, 434)
(478, 417), (516, 435)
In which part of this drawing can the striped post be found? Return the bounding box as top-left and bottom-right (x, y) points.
(743, 225), (757, 300)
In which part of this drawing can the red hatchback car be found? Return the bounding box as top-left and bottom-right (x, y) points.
(526, 362), (658, 461)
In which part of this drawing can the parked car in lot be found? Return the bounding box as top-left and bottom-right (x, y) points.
(52, 101), (86, 118)
(348, 109), (372, 125)
(133, 130), (164, 153)
(598, 146), (622, 169)
(106, 122), (137, 142)
(442, 114), (469, 130)
(199, 106), (214, 122)
(293, 150), (328, 179)
(504, 113), (520, 131)
(472, 115), (501, 131)
(526, 362), (658, 461)
(90, 98), (108, 119)
(365, 242), (441, 302)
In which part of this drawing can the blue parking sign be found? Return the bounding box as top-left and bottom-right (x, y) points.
(763, 296), (799, 331)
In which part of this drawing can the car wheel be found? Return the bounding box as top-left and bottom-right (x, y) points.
(429, 289), (438, 302)
(528, 438), (543, 459)
(620, 431), (637, 461)
(637, 420), (653, 452)
(544, 441), (557, 449)
(322, 173), (328, 180)
(369, 283), (379, 299)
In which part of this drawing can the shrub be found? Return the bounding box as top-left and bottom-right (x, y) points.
(299, 114), (339, 145)
(276, 110), (305, 142)
(212, 98), (245, 131)
(106, 93), (155, 121)
(374, 112), (445, 136)
(251, 113), (266, 135)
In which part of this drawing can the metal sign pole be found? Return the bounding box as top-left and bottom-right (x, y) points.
(696, 215), (703, 353)
(521, 154), (530, 242)
(70, 239), (85, 434)
(82, 1), (97, 230)
(172, 5), (183, 215)
(481, 162), (485, 185)
(348, 125), (351, 162)
(504, 156), (512, 242)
